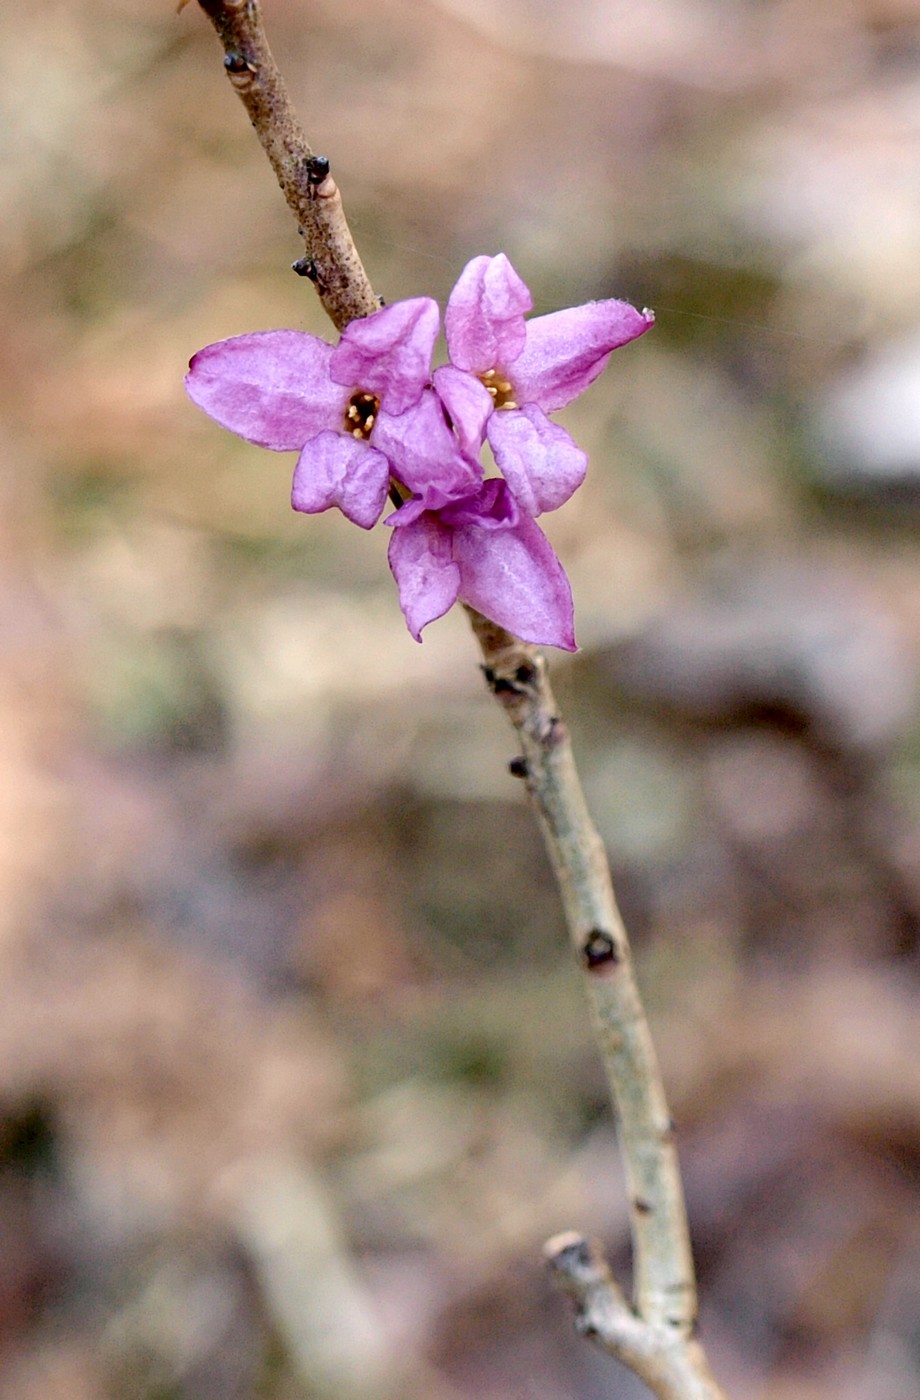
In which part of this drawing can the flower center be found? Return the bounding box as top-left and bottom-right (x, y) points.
(480, 368), (518, 411)
(344, 390), (380, 440)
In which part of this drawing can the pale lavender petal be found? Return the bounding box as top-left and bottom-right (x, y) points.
(291, 430), (390, 529)
(186, 331), (346, 449)
(444, 254), (532, 375)
(373, 389), (482, 509)
(487, 404), (587, 516)
(384, 496), (427, 527)
(451, 503), (576, 651)
(511, 301), (654, 412)
(387, 514), (461, 641)
(432, 365), (493, 454)
(439, 477), (519, 530)
(330, 297), (439, 414)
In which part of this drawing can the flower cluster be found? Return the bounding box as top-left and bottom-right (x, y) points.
(185, 255), (652, 650)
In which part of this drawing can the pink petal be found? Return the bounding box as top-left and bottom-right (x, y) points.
(439, 477), (519, 530)
(387, 514), (461, 641)
(432, 365), (493, 455)
(186, 331), (346, 449)
(291, 431), (390, 529)
(431, 481), (571, 649)
(372, 389), (482, 509)
(451, 499), (577, 651)
(444, 254), (533, 375)
(487, 405), (587, 516)
(511, 301), (654, 412)
(384, 496), (427, 527)
(330, 297), (439, 415)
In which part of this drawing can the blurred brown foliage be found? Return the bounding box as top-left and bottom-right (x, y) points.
(1, 1), (919, 1397)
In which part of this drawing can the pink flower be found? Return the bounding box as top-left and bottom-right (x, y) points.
(435, 254), (653, 516)
(387, 479), (576, 651)
(185, 298), (441, 528)
(185, 256), (653, 651)
(383, 254), (652, 650)
(378, 399), (576, 651)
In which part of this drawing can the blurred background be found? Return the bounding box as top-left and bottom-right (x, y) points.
(1, 1), (919, 1396)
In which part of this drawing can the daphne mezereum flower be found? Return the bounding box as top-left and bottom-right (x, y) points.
(185, 297), (444, 528)
(386, 253), (653, 649)
(185, 255), (652, 651)
(387, 477), (577, 651)
(435, 253), (654, 517)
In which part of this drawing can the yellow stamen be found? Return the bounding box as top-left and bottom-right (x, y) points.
(479, 367), (517, 410)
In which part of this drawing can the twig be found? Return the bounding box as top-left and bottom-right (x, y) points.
(468, 612), (725, 1396)
(196, 0), (379, 330)
(192, 4), (727, 1395)
(467, 614), (694, 1319)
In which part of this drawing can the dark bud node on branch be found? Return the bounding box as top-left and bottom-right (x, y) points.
(514, 662), (538, 686)
(223, 52), (256, 89)
(292, 257), (319, 281)
(582, 929), (620, 969)
(305, 155), (331, 184)
(480, 664), (528, 698)
(634, 1196), (653, 1214)
(508, 756), (528, 778)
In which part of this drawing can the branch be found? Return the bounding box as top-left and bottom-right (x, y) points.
(191, 5), (727, 1396)
(196, 0), (379, 330)
(466, 616), (709, 1341)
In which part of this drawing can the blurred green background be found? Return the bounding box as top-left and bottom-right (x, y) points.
(1, 2), (918, 1397)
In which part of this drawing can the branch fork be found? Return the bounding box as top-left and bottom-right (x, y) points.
(545, 1233), (723, 1400)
